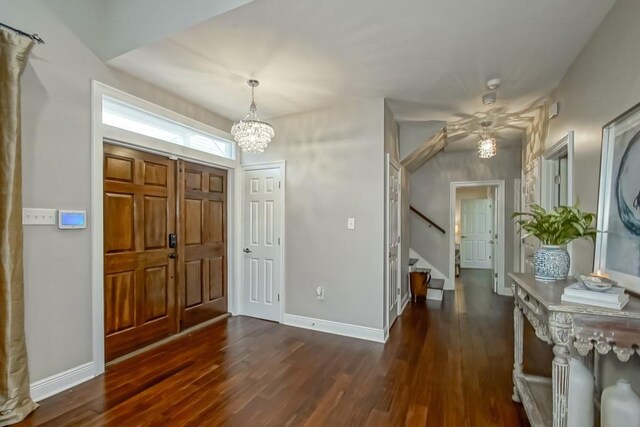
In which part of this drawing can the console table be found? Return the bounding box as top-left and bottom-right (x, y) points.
(509, 273), (640, 427)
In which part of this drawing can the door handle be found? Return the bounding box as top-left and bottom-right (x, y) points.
(461, 235), (468, 239)
(243, 248), (252, 254)
(489, 240), (495, 244)
(168, 253), (177, 259)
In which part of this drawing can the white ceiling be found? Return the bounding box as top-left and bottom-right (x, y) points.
(109, 0), (616, 133)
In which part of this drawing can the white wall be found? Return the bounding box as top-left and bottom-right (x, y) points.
(4, 0), (232, 383)
(242, 99), (386, 330)
(542, 0), (640, 389)
(410, 147), (522, 292)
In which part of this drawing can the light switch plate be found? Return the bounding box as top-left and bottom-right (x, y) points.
(23, 208), (57, 225)
(347, 218), (355, 230)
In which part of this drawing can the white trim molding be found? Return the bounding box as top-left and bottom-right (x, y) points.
(399, 292), (410, 315)
(541, 130), (576, 276)
(91, 80), (240, 376)
(283, 314), (386, 343)
(239, 161), (287, 323)
(409, 248), (452, 289)
(449, 180), (507, 295)
(542, 130), (574, 209)
(30, 362), (95, 402)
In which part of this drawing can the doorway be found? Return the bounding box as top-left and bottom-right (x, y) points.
(459, 195), (493, 269)
(103, 144), (228, 361)
(449, 181), (505, 294)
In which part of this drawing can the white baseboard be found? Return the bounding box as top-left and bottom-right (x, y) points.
(498, 286), (514, 297)
(399, 293), (410, 314)
(283, 314), (386, 343)
(30, 362), (95, 402)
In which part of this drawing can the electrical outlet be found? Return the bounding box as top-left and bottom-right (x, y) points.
(316, 286), (325, 300)
(347, 218), (355, 230)
(23, 208), (57, 225)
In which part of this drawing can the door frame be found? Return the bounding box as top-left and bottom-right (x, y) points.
(513, 178), (522, 273)
(449, 180), (506, 295)
(239, 161), (287, 324)
(91, 81), (239, 375)
(541, 131), (575, 273)
(384, 154), (402, 337)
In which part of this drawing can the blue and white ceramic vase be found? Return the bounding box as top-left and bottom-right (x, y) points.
(534, 245), (570, 281)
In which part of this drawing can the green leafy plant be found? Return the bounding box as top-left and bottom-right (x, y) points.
(512, 204), (597, 246)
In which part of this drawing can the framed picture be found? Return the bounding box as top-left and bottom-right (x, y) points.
(595, 102), (640, 294)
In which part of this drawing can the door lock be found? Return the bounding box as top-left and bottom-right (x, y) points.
(243, 248), (252, 253)
(168, 253), (177, 259)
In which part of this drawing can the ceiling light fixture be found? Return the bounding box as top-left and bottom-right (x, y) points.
(487, 78), (501, 90)
(478, 121), (497, 159)
(482, 92), (497, 106)
(231, 79), (274, 153)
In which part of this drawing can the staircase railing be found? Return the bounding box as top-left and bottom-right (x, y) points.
(410, 205), (446, 234)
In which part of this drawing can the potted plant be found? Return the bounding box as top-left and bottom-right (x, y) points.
(513, 204), (597, 281)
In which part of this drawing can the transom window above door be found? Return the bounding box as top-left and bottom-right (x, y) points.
(102, 97), (235, 160)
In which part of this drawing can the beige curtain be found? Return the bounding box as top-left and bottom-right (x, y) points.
(0, 28), (38, 425)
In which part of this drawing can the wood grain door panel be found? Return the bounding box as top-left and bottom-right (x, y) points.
(179, 161), (227, 329)
(104, 144), (177, 361)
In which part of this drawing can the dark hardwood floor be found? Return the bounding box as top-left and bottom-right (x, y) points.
(18, 269), (552, 426)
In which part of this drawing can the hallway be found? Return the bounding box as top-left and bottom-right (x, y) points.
(19, 270), (551, 426)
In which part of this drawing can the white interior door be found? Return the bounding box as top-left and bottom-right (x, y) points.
(387, 158), (400, 328)
(460, 199), (493, 269)
(243, 167), (282, 322)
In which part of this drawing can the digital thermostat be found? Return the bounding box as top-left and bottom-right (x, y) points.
(58, 210), (87, 229)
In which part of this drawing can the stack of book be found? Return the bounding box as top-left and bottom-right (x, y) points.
(561, 282), (629, 310)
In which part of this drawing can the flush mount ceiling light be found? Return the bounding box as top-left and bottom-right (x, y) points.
(231, 79), (274, 153)
(478, 121), (497, 159)
(487, 78), (501, 90)
(482, 92), (497, 106)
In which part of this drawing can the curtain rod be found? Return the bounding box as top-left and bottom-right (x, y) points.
(0, 22), (45, 44)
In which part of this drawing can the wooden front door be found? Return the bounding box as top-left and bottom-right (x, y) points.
(178, 161), (227, 329)
(103, 144), (177, 361)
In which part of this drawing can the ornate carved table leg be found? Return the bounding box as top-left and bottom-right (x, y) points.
(550, 312), (572, 427)
(513, 301), (524, 402)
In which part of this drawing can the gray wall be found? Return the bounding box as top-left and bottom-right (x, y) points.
(542, 0), (640, 389)
(410, 147), (522, 292)
(243, 99), (386, 329)
(398, 121), (446, 163)
(4, 0), (232, 382)
(38, 0), (254, 60)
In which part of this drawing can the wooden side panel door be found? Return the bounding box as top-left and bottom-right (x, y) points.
(178, 161), (227, 329)
(103, 144), (177, 361)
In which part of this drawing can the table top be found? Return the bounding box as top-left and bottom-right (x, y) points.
(509, 273), (640, 320)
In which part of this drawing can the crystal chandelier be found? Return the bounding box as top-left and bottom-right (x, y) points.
(478, 121), (497, 159)
(231, 80), (275, 153)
